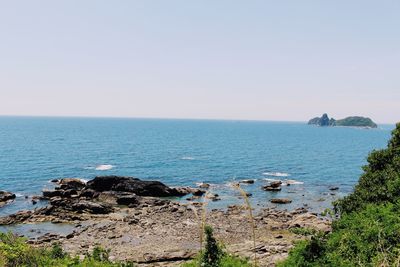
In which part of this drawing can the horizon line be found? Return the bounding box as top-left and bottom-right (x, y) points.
(0, 114), (396, 125)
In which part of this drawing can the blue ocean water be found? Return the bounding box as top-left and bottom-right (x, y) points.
(0, 117), (394, 216)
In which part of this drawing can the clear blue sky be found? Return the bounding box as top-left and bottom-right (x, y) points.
(0, 1), (399, 123)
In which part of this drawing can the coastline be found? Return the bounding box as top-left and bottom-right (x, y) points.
(0, 177), (330, 266)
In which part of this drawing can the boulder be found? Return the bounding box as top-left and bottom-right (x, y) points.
(98, 191), (140, 206)
(329, 186), (339, 191)
(71, 200), (113, 214)
(59, 178), (86, 190)
(198, 183), (210, 189)
(240, 179), (255, 184)
(269, 181), (282, 188)
(0, 191), (16, 203)
(86, 176), (187, 197)
(262, 186), (281, 191)
(271, 198), (292, 204)
(42, 190), (63, 198)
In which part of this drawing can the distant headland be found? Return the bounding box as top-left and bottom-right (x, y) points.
(308, 114), (378, 128)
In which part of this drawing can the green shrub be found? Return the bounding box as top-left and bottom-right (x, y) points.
(182, 225), (250, 267)
(334, 123), (400, 214)
(0, 232), (134, 267)
(201, 225), (225, 267)
(279, 123), (400, 266)
(290, 227), (317, 236)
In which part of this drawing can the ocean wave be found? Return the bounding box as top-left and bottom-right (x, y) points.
(263, 172), (290, 177)
(15, 193), (24, 198)
(181, 157), (195, 160)
(95, 164), (114, 171)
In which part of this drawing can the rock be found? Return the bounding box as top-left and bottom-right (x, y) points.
(42, 190), (63, 198)
(86, 176), (188, 197)
(51, 179), (59, 183)
(0, 210), (32, 225)
(198, 183), (210, 189)
(116, 193), (141, 206)
(271, 198), (292, 204)
(191, 189), (206, 196)
(269, 181), (282, 188)
(0, 191), (16, 206)
(59, 178), (86, 190)
(71, 200), (113, 214)
(141, 250), (196, 263)
(240, 179), (255, 184)
(263, 186), (281, 191)
(329, 186), (339, 191)
(97, 191), (139, 205)
(206, 193), (221, 201)
(289, 213), (331, 232)
(79, 189), (98, 198)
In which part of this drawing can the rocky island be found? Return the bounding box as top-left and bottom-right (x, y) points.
(308, 113), (378, 128)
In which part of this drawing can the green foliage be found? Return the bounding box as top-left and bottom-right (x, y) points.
(182, 225), (249, 267)
(279, 203), (400, 266)
(0, 232), (134, 267)
(290, 227), (317, 237)
(91, 246), (110, 262)
(182, 254), (250, 267)
(334, 123), (400, 214)
(50, 243), (66, 259)
(280, 123), (400, 266)
(335, 116), (377, 128)
(201, 225), (225, 267)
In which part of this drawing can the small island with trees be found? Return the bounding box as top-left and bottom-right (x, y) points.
(308, 113), (378, 128)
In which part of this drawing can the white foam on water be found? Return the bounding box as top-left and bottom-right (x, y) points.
(181, 156), (195, 160)
(95, 164), (114, 171)
(285, 179), (304, 185)
(15, 193), (24, 198)
(83, 166), (95, 170)
(264, 178), (303, 185)
(262, 172), (290, 177)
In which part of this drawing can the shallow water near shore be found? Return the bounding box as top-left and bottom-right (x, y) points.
(0, 222), (76, 239)
(0, 117), (394, 216)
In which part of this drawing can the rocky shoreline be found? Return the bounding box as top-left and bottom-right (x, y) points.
(0, 176), (331, 266)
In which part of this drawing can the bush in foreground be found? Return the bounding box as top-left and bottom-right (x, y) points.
(0, 232), (134, 267)
(182, 225), (249, 267)
(279, 123), (400, 266)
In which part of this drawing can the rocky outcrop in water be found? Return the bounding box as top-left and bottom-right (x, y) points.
(0, 191), (16, 207)
(86, 176), (189, 197)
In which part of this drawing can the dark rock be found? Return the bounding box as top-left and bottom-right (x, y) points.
(79, 189), (98, 198)
(198, 183), (210, 189)
(0, 210), (32, 225)
(98, 191), (141, 206)
(269, 181), (282, 188)
(116, 194), (140, 206)
(59, 178), (86, 190)
(71, 200), (113, 214)
(0, 191), (16, 203)
(271, 198), (292, 204)
(51, 179), (59, 183)
(86, 176), (188, 197)
(42, 190), (63, 198)
(240, 179), (255, 184)
(206, 193), (221, 202)
(192, 189), (206, 196)
(329, 186), (339, 191)
(262, 186), (281, 191)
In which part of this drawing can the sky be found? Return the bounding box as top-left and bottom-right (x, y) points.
(0, 1), (399, 123)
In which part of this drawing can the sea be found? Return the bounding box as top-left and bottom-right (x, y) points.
(0, 116), (395, 217)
